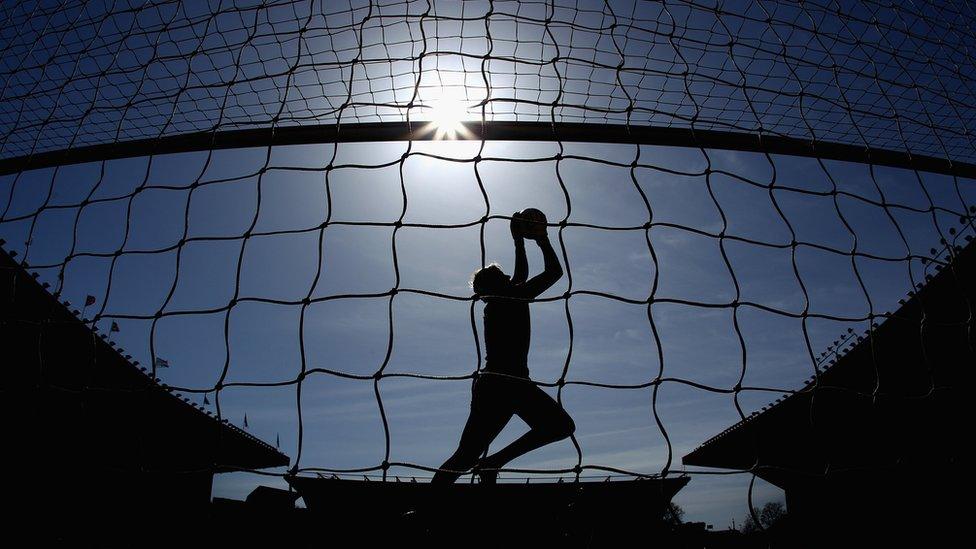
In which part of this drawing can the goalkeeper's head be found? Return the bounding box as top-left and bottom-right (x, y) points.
(470, 263), (510, 297)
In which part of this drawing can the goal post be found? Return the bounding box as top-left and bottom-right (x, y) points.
(2, 122), (975, 178)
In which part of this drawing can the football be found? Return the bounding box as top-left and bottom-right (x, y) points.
(516, 208), (548, 239)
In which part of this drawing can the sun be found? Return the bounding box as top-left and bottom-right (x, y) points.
(421, 96), (474, 140)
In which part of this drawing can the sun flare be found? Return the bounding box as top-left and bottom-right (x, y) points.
(424, 96), (473, 140)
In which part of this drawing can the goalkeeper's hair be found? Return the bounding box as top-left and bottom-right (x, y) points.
(470, 263), (507, 296)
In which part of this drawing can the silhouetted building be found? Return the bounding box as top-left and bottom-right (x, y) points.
(683, 235), (974, 545)
(210, 486), (315, 547)
(0, 242), (288, 546)
(289, 474), (689, 547)
(245, 485), (301, 510)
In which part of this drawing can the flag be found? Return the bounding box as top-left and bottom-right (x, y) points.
(154, 357), (170, 369)
(84, 295), (96, 306)
(276, 433), (280, 448)
(244, 413), (249, 428)
(110, 321), (120, 332)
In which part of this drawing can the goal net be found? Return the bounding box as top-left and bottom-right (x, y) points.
(1, 0), (974, 531)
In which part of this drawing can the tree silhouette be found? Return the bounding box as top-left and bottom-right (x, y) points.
(741, 502), (786, 532)
(664, 502), (685, 526)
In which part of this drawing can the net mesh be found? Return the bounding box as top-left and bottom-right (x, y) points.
(1, 0), (975, 530)
(2, 0), (975, 161)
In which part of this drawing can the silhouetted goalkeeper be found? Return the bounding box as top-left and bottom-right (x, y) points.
(432, 208), (575, 485)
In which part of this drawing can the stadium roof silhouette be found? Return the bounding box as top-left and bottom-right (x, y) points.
(1, 239), (288, 471)
(682, 220), (974, 487)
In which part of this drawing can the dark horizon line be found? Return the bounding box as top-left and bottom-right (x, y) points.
(1, 121), (974, 178)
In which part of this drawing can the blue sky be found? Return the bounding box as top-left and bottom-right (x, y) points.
(2, 139), (973, 526)
(2, 0), (974, 161)
(3, 0), (976, 530)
